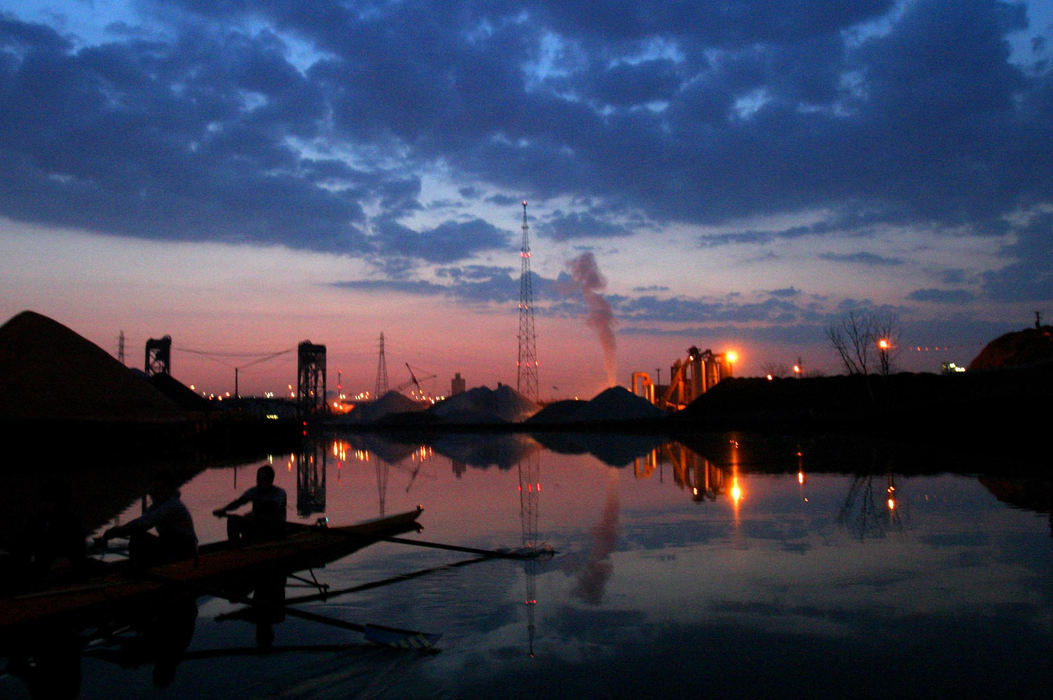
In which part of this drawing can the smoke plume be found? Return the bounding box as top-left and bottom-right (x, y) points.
(570, 471), (620, 605)
(566, 252), (618, 386)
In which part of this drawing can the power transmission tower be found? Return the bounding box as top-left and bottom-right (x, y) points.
(118, 330), (125, 365)
(517, 201), (539, 402)
(374, 332), (389, 398)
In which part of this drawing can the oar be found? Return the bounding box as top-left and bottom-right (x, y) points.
(272, 517), (554, 560)
(274, 606), (440, 650)
(376, 535), (553, 559)
(109, 550), (441, 650)
(276, 553), (495, 606)
(220, 512), (555, 560)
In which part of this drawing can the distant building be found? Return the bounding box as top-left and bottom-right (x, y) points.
(451, 372), (466, 395)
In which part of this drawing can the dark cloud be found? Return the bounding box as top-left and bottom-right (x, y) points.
(907, 288), (979, 304)
(0, 0), (1051, 309)
(616, 294), (812, 325)
(331, 279), (447, 295)
(982, 211), (1053, 301)
(372, 217), (511, 263)
(334, 266), (558, 306)
(542, 211), (632, 241)
(819, 252), (904, 266)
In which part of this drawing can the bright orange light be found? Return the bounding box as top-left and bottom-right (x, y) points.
(726, 351), (738, 364)
(878, 338), (890, 350)
(887, 498), (896, 510)
(731, 484), (742, 502)
(797, 471), (805, 485)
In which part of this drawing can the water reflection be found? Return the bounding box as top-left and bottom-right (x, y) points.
(87, 595), (199, 687)
(979, 475), (1053, 535)
(2, 432), (1052, 699)
(570, 470), (619, 606)
(838, 473), (906, 539)
(518, 452), (541, 657)
(296, 441), (327, 517)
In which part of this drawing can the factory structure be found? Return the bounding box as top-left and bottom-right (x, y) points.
(633, 345), (735, 411)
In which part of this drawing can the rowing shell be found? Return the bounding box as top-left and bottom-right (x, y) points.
(0, 506), (424, 639)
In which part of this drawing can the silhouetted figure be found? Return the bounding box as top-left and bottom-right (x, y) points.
(213, 465), (287, 541)
(102, 472), (197, 565)
(19, 480), (88, 585)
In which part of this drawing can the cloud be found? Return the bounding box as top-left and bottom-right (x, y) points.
(372, 217), (511, 263)
(616, 293), (821, 325)
(333, 266), (560, 306)
(819, 252), (904, 266)
(542, 210), (632, 241)
(1, 0), (1051, 314)
(331, 278), (447, 295)
(982, 210), (1053, 301)
(907, 288), (978, 304)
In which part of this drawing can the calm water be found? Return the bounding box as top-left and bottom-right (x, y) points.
(2, 432), (1051, 699)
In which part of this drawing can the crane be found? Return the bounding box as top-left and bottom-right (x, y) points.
(392, 363), (437, 401)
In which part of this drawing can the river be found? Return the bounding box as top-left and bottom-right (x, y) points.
(2, 430), (1050, 698)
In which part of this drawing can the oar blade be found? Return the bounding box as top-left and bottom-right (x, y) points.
(363, 624), (442, 649)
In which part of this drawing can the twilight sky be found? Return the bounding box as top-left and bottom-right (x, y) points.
(1, 0), (1051, 399)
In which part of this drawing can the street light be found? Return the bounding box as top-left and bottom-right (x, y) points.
(877, 338), (890, 376)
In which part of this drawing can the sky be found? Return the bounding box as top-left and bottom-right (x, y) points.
(1, 0), (1052, 400)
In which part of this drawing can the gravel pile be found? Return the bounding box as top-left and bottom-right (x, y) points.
(527, 386), (662, 425)
(0, 310), (184, 423)
(427, 383), (539, 424)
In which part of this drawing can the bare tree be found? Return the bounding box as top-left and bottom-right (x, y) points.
(827, 311), (899, 376)
(760, 362), (791, 378)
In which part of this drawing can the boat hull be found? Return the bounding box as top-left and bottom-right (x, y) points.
(0, 507), (423, 641)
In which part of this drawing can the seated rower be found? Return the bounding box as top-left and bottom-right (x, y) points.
(212, 465), (288, 541)
(102, 472), (197, 565)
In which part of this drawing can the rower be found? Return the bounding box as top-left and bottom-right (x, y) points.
(212, 465), (288, 541)
(102, 472), (197, 565)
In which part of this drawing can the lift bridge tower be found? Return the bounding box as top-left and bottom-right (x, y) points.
(517, 201), (539, 402)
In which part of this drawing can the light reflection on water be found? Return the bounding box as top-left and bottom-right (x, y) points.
(2, 433), (1051, 699)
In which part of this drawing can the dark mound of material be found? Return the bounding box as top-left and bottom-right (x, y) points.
(526, 399), (588, 423)
(0, 310), (185, 424)
(968, 325), (1053, 370)
(674, 365), (1053, 438)
(527, 387), (662, 426)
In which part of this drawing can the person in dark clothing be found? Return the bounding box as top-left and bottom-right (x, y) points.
(102, 473), (197, 565)
(212, 465), (287, 541)
(17, 480), (88, 585)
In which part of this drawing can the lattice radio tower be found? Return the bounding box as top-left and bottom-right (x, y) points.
(517, 200), (539, 402)
(374, 332), (389, 398)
